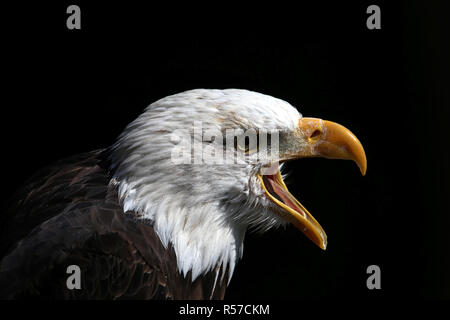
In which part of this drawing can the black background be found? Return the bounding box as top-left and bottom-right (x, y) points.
(2, 1), (449, 300)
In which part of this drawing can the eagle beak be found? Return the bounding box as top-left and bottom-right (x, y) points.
(257, 118), (367, 250)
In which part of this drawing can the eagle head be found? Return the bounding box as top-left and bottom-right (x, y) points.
(109, 89), (366, 282)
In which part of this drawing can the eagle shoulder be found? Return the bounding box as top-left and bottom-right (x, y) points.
(0, 150), (226, 299)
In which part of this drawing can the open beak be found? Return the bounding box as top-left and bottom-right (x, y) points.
(257, 118), (367, 250)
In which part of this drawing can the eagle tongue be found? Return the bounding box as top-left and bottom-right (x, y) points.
(265, 175), (306, 218)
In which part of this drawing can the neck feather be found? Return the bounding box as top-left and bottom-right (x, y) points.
(111, 178), (246, 283)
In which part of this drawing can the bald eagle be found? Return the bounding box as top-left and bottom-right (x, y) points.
(0, 89), (366, 299)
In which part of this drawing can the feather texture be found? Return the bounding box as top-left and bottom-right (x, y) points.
(0, 150), (227, 299)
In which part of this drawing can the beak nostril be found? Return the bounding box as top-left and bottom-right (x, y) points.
(310, 129), (321, 139)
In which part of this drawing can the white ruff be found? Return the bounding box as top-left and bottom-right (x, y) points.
(109, 89), (302, 282)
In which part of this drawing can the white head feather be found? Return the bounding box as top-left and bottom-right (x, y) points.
(109, 89), (302, 282)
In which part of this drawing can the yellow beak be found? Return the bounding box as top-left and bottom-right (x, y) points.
(257, 118), (367, 250)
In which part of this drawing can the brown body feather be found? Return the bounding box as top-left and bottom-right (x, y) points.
(0, 150), (227, 299)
